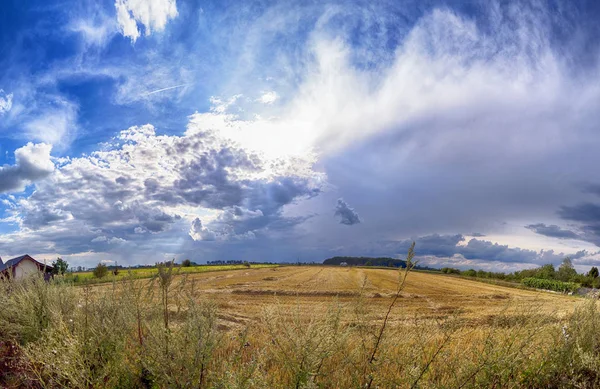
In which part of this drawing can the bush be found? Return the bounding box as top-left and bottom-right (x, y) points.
(93, 263), (109, 279)
(181, 259), (192, 267)
(462, 269), (477, 277)
(522, 277), (579, 293)
(441, 267), (460, 274)
(243, 261), (251, 268)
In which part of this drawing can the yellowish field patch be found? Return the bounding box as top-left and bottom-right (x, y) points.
(4, 265), (593, 388)
(94, 266), (578, 330)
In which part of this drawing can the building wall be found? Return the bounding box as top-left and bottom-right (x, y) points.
(14, 258), (40, 280)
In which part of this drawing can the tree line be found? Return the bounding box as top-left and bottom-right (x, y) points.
(441, 257), (600, 288)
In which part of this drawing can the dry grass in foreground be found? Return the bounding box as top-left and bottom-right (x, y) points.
(1, 261), (598, 389)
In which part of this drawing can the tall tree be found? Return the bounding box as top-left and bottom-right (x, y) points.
(557, 257), (577, 282)
(52, 257), (69, 275)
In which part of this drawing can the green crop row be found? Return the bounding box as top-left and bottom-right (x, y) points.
(62, 264), (278, 285)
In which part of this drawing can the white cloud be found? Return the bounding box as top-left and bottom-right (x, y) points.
(209, 94), (243, 114)
(0, 116), (323, 261)
(189, 218), (216, 241)
(0, 143), (54, 194)
(258, 91), (278, 104)
(115, 0), (178, 43)
(0, 90), (13, 115)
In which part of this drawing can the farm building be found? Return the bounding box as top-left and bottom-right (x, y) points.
(0, 254), (53, 280)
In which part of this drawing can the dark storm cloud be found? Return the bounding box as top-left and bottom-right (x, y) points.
(21, 206), (71, 229)
(380, 234), (464, 259)
(133, 206), (181, 233)
(334, 199), (361, 225)
(459, 239), (541, 264)
(557, 202), (600, 246)
(525, 223), (580, 240)
(377, 234), (574, 266)
(173, 146), (258, 209)
(583, 184), (600, 197)
(559, 203), (600, 224)
(391, 234), (465, 257)
(189, 176), (321, 241)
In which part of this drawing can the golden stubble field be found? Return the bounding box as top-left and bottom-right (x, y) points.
(96, 265), (579, 331)
(9, 265), (592, 388)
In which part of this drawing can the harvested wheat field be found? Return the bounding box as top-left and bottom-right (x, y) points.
(94, 265), (579, 331)
(3, 266), (598, 388)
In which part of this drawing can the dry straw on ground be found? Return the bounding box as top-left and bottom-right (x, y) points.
(0, 258), (598, 388)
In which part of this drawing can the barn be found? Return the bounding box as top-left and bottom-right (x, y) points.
(0, 255), (53, 280)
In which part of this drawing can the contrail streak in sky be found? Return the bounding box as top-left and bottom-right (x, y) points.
(142, 84), (188, 96)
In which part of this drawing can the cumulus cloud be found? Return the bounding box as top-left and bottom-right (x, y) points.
(115, 0), (178, 43)
(0, 115), (323, 260)
(334, 198), (361, 225)
(189, 218), (216, 241)
(258, 91), (278, 104)
(0, 90), (12, 115)
(0, 143), (54, 194)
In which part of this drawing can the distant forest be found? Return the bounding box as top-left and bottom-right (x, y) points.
(322, 256), (436, 270)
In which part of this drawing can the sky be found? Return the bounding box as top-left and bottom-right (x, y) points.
(1, 0), (600, 272)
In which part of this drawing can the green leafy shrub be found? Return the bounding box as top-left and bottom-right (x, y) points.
(92, 263), (108, 279)
(522, 277), (579, 293)
(441, 267), (460, 274)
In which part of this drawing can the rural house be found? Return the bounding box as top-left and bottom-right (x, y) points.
(0, 254), (53, 280)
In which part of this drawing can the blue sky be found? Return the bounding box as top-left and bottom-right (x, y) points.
(1, 0), (600, 271)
